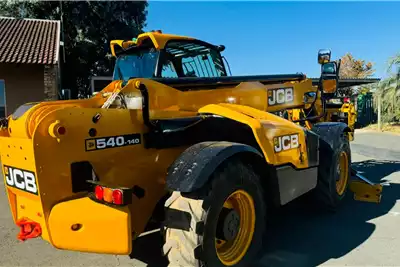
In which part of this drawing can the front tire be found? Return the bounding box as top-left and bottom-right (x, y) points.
(162, 159), (267, 267)
(313, 131), (351, 211)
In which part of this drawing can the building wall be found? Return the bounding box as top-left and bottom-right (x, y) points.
(44, 64), (59, 101)
(0, 63), (58, 116)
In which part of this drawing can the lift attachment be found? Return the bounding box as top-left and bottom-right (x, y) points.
(349, 168), (383, 203)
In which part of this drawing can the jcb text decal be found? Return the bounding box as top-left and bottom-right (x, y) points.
(274, 134), (299, 153)
(85, 133), (141, 151)
(4, 165), (38, 195)
(268, 87), (294, 106)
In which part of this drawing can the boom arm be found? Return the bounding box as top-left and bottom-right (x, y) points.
(312, 78), (381, 88)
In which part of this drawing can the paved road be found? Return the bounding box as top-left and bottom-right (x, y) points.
(257, 130), (400, 267)
(0, 130), (399, 267)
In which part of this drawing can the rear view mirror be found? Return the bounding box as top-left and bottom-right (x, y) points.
(318, 49), (331, 64)
(321, 62), (337, 75)
(322, 79), (337, 94)
(321, 62), (338, 95)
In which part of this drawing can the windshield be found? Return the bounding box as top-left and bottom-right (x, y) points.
(113, 49), (159, 81)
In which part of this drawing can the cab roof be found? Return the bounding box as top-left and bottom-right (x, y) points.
(110, 30), (219, 57)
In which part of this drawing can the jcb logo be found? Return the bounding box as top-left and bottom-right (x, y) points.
(4, 165), (38, 195)
(268, 87), (294, 106)
(274, 134), (299, 153)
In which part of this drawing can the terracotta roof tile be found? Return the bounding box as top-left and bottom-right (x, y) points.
(0, 17), (60, 65)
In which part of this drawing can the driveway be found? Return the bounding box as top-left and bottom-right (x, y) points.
(0, 130), (399, 267)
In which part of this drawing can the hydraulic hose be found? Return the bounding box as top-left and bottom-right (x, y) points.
(292, 75), (326, 123)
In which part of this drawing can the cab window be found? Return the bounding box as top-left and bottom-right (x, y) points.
(162, 41), (227, 78)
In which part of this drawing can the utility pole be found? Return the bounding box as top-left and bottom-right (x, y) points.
(59, 0), (66, 63)
(378, 93), (382, 131)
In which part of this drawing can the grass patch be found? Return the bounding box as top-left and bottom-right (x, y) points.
(361, 123), (400, 134)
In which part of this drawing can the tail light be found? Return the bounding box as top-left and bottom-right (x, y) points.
(95, 185), (104, 200)
(91, 183), (131, 206)
(112, 189), (123, 205)
(103, 188), (113, 203)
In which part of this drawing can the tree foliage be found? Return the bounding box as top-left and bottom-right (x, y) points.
(0, 0), (148, 98)
(337, 53), (376, 96)
(339, 53), (375, 78)
(338, 53), (375, 96)
(375, 54), (400, 123)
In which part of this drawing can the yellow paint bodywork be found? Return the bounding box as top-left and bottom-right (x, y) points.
(1, 74), (318, 254)
(340, 103), (357, 141)
(199, 104), (308, 168)
(324, 102), (357, 141)
(110, 31), (195, 56)
(349, 181), (382, 203)
(2, 104), (184, 254)
(48, 197), (131, 254)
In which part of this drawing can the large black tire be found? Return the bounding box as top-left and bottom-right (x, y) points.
(313, 131), (352, 211)
(161, 159), (267, 267)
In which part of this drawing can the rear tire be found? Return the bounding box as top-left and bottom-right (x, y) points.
(313, 131), (351, 211)
(162, 159), (267, 267)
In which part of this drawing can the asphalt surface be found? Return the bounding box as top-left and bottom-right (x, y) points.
(0, 130), (399, 267)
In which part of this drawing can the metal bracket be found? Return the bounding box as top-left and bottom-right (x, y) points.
(349, 168), (383, 203)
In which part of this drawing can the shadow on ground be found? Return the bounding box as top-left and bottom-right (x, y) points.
(129, 230), (168, 267)
(257, 159), (400, 267)
(127, 160), (400, 267)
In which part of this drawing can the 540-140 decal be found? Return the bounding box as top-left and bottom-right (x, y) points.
(85, 133), (141, 151)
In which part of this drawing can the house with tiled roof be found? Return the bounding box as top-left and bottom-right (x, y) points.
(0, 16), (61, 117)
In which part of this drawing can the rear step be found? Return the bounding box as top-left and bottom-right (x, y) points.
(349, 168), (384, 203)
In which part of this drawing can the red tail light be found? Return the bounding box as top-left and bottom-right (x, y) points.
(112, 189), (123, 205)
(91, 184), (130, 206)
(95, 185), (104, 200)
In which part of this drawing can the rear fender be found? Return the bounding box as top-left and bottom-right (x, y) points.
(166, 141), (263, 193)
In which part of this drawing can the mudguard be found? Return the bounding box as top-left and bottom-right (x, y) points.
(166, 141), (263, 193)
(311, 122), (351, 150)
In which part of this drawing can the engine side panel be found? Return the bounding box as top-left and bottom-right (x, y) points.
(199, 103), (310, 169)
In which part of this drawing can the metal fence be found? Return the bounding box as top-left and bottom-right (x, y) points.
(355, 90), (400, 129)
(355, 92), (377, 128)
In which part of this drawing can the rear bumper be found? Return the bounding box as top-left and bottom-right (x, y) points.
(48, 197), (132, 255)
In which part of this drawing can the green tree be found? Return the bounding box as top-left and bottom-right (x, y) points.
(0, 0), (148, 98)
(375, 54), (400, 122)
(337, 53), (376, 96)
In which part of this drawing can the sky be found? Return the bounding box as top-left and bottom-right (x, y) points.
(145, 1), (400, 79)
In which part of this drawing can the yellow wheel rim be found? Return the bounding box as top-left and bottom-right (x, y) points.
(215, 190), (256, 266)
(336, 151), (349, 195)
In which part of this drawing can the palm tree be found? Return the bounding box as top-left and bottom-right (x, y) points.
(375, 54), (400, 123)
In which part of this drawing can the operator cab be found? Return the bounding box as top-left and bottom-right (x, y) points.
(112, 32), (229, 81)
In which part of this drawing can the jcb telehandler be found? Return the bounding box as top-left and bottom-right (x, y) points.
(0, 31), (383, 267)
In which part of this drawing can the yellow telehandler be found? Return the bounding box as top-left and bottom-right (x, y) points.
(0, 30), (382, 267)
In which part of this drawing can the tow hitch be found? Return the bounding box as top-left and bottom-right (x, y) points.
(349, 168), (384, 203)
(16, 218), (42, 241)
